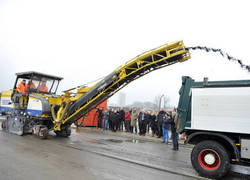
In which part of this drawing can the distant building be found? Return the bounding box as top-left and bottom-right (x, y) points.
(118, 92), (126, 107)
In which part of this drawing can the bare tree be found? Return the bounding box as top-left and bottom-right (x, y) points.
(154, 95), (161, 111)
(164, 96), (170, 108)
(128, 94), (170, 111)
(153, 94), (170, 110)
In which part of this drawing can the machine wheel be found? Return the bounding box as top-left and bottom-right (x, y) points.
(191, 140), (231, 179)
(55, 126), (71, 137)
(39, 126), (48, 139)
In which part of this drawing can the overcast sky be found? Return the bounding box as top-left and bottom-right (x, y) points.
(0, 0), (250, 106)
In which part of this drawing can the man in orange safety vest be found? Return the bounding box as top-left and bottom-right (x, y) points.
(16, 79), (27, 93)
(37, 80), (48, 92)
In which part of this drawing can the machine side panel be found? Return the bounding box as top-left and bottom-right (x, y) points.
(0, 91), (13, 114)
(27, 97), (43, 117)
(191, 87), (250, 134)
(27, 94), (50, 117)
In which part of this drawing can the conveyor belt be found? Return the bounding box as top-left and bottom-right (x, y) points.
(55, 41), (190, 130)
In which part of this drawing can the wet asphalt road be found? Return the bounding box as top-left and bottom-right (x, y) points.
(0, 128), (248, 180)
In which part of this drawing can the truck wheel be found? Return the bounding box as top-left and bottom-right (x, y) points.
(64, 127), (71, 137)
(55, 127), (71, 137)
(191, 140), (230, 179)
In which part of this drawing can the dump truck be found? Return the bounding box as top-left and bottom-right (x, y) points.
(177, 76), (250, 179)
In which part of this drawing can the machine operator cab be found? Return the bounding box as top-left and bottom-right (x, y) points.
(14, 71), (63, 95)
(11, 71), (63, 115)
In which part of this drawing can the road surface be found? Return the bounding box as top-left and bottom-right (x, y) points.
(0, 128), (248, 180)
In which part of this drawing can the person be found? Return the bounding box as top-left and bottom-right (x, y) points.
(113, 110), (120, 132)
(26, 80), (35, 91)
(157, 108), (166, 138)
(138, 109), (146, 135)
(130, 107), (138, 134)
(109, 109), (115, 131)
(16, 79), (28, 107)
(16, 79), (27, 93)
(37, 79), (48, 92)
(145, 111), (151, 134)
(170, 111), (179, 151)
(108, 109), (112, 130)
(162, 113), (170, 144)
(150, 111), (157, 137)
(118, 107), (125, 131)
(103, 109), (109, 131)
(154, 112), (159, 137)
(124, 109), (131, 132)
(96, 107), (103, 128)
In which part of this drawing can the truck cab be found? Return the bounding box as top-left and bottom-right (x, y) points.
(177, 76), (250, 179)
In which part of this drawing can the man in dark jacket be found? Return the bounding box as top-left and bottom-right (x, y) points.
(114, 110), (120, 132)
(109, 109), (117, 132)
(118, 107), (125, 131)
(157, 108), (166, 138)
(138, 109), (146, 135)
(96, 107), (103, 128)
(108, 109), (113, 130)
(150, 112), (157, 137)
(169, 112), (179, 151)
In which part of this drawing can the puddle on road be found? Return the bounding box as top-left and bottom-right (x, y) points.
(74, 138), (147, 145)
(125, 139), (145, 144)
(102, 139), (146, 144)
(105, 139), (123, 143)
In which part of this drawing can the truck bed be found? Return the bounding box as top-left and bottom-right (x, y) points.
(190, 86), (250, 134)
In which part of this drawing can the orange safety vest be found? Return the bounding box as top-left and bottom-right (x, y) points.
(38, 85), (48, 92)
(17, 82), (27, 93)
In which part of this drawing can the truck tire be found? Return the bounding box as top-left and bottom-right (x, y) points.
(55, 127), (71, 137)
(191, 140), (230, 179)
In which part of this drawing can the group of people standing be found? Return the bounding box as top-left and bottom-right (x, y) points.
(96, 107), (179, 151)
(97, 107), (126, 132)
